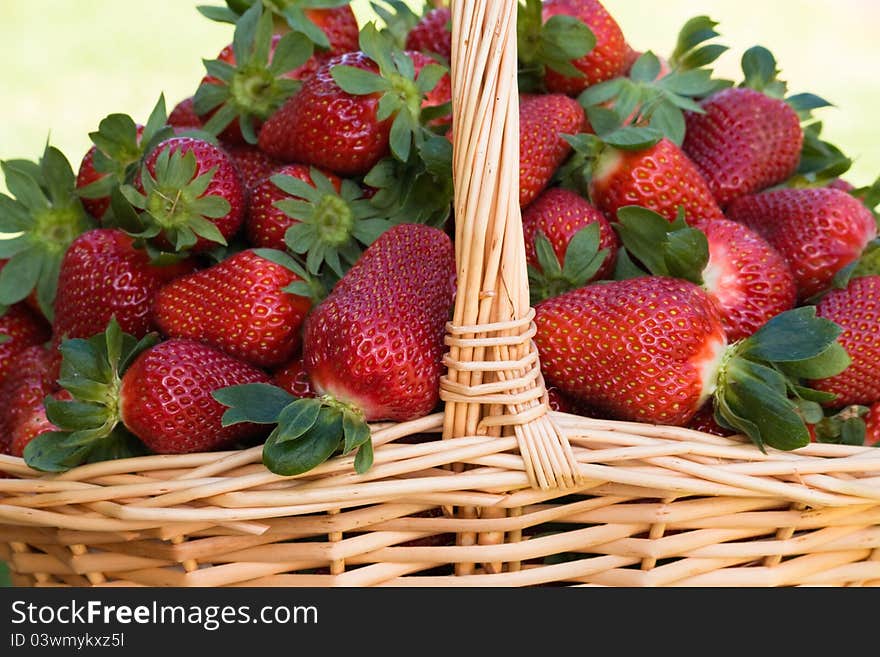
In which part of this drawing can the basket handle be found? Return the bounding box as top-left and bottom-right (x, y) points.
(440, 0), (581, 490)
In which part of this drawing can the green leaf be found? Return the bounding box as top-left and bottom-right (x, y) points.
(680, 44), (728, 70)
(601, 126), (663, 151)
(331, 65), (390, 96)
(40, 146), (77, 206)
(614, 206), (675, 276)
(357, 22), (395, 74)
(647, 100), (686, 146)
(282, 6), (330, 50)
(840, 417), (867, 446)
(740, 307), (842, 363)
(579, 79), (625, 108)
(2, 163), (49, 211)
(274, 398), (324, 444)
(585, 106), (622, 138)
(741, 46), (780, 93)
(533, 231), (563, 278)
(45, 398), (110, 432)
(658, 69), (716, 96)
(664, 225), (708, 285)
(23, 432), (91, 473)
(197, 5), (240, 23)
(269, 31), (314, 76)
(232, 0), (263, 66)
(612, 248), (648, 281)
(629, 52), (661, 83)
(389, 111), (414, 163)
(786, 93), (833, 114)
(354, 439), (374, 474)
(214, 383), (297, 426)
(777, 342), (851, 380)
(262, 406), (343, 476)
(0, 248), (42, 305)
(342, 410), (371, 455)
(415, 63), (448, 96)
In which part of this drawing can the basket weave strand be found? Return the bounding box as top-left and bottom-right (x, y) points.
(0, 0), (879, 587)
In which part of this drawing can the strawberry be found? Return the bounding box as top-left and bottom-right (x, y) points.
(0, 145), (95, 320)
(168, 97), (203, 130)
(273, 357), (316, 399)
(539, 0), (628, 95)
(587, 137), (725, 224)
(0, 300), (51, 388)
(122, 136), (246, 254)
(520, 93), (588, 208)
(687, 404), (735, 437)
(75, 97), (174, 222)
(867, 403), (880, 446)
(52, 229), (195, 344)
(405, 6), (452, 61)
(617, 209), (798, 341)
(215, 223), (456, 476)
(683, 87), (803, 207)
(726, 188), (877, 300)
(9, 390), (71, 458)
(827, 178), (856, 193)
(301, 4), (359, 55)
(0, 346), (56, 456)
(522, 187), (618, 303)
(224, 143), (282, 193)
(534, 276), (848, 450)
(21, 324), (271, 472)
(546, 386), (575, 414)
(193, 4), (317, 145)
(808, 275), (880, 407)
(259, 26), (450, 175)
(154, 249), (312, 369)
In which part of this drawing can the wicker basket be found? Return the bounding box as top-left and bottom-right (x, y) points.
(2, 1), (879, 588)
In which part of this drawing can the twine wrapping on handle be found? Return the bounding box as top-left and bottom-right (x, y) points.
(440, 0), (582, 490)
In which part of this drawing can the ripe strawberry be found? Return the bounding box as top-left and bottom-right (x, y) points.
(589, 138), (724, 224)
(697, 218), (797, 341)
(304, 223), (455, 421)
(259, 28), (451, 175)
(52, 229), (195, 344)
(168, 97), (203, 130)
(522, 187), (618, 302)
(867, 402), (880, 446)
(520, 93), (588, 208)
(534, 277), (847, 451)
(808, 275), (880, 406)
(224, 143), (282, 193)
(405, 6), (452, 61)
(687, 404), (735, 437)
(123, 136), (246, 254)
(246, 164), (342, 251)
(827, 178), (855, 193)
(726, 188), (877, 300)
(9, 390), (71, 458)
(303, 5), (359, 55)
(0, 302), (51, 388)
(0, 346), (56, 455)
(273, 357), (316, 399)
(154, 249), (312, 369)
(541, 0), (628, 95)
(683, 87), (803, 207)
(546, 386), (575, 413)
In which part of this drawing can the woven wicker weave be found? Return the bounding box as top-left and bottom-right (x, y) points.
(1, 0), (879, 587)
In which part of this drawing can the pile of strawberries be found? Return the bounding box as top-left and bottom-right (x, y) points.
(0, 0), (878, 479)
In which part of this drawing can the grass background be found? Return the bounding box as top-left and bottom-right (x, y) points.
(0, 1), (877, 586)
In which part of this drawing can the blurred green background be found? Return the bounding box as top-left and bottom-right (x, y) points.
(0, 0), (877, 188)
(0, 0), (877, 587)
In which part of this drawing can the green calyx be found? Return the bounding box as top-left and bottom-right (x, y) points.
(577, 16), (731, 146)
(214, 383), (374, 476)
(330, 22), (449, 164)
(516, 0), (596, 92)
(76, 95), (176, 218)
(195, 1), (314, 144)
(119, 147), (231, 254)
(528, 223), (610, 304)
(23, 319), (156, 473)
(712, 307), (851, 453)
(612, 206), (708, 285)
(198, 0), (350, 50)
(814, 405), (870, 446)
(0, 144), (95, 321)
(272, 167), (391, 279)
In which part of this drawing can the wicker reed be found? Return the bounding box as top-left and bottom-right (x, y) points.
(1, 0), (879, 587)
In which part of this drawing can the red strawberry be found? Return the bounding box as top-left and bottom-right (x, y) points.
(245, 164), (341, 251)
(128, 136), (246, 254)
(154, 249), (311, 369)
(9, 390), (71, 458)
(522, 187), (618, 302)
(827, 178), (855, 193)
(520, 93), (588, 208)
(405, 6), (452, 60)
(683, 88), (803, 207)
(52, 229), (195, 344)
(698, 218), (797, 341)
(866, 402), (880, 446)
(546, 386), (575, 413)
(535, 277), (727, 425)
(304, 5), (359, 55)
(542, 0), (628, 95)
(223, 143), (283, 193)
(726, 188), (877, 300)
(168, 96), (203, 130)
(273, 357), (316, 399)
(303, 223), (455, 421)
(119, 339), (269, 453)
(0, 346), (56, 455)
(590, 138), (724, 224)
(259, 47), (451, 175)
(687, 404), (735, 437)
(809, 275), (880, 406)
(76, 146), (113, 220)
(0, 303), (51, 388)
(534, 276), (843, 450)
